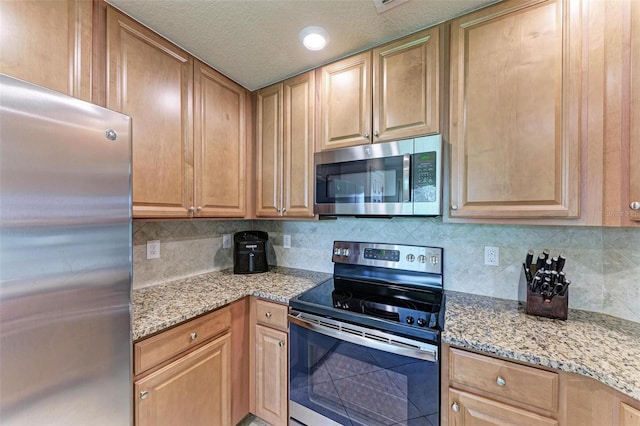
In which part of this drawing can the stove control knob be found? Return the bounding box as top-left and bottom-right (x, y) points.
(417, 255), (426, 263)
(342, 248), (350, 257)
(343, 303), (350, 310)
(335, 301), (342, 308)
(405, 316), (415, 325)
(406, 254), (415, 262)
(334, 247), (341, 256)
(417, 318), (427, 327)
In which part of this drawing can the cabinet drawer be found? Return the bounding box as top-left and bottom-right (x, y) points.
(449, 347), (559, 412)
(255, 299), (288, 331)
(134, 307), (231, 375)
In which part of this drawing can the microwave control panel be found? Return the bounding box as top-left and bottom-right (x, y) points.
(412, 151), (437, 202)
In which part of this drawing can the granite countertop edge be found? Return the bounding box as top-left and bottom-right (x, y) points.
(132, 270), (640, 402)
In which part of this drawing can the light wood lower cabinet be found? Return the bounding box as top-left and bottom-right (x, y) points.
(133, 307), (232, 426)
(448, 388), (558, 426)
(134, 334), (231, 426)
(251, 298), (289, 426)
(443, 345), (640, 426)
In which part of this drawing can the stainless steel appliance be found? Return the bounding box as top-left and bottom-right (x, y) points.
(0, 74), (132, 425)
(289, 241), (444, 426)
(233, 230), (269, 274)
(314, 135), (442, 216)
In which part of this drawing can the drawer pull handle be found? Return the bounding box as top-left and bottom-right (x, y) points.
(191, 332), (198, 340)
(265, 312), (272, 319)
(496, 376), (506, 387)
(451, 402), (459, 412)
(140, 390), (149, 400)
(279, 340), (285, 347)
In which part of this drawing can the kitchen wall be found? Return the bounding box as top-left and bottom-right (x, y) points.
(133, 219), (640, 323)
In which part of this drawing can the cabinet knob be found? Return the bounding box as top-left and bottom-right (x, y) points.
(364, 132), (370, 138)
(373, 130), (379, 137)
(196, 206), (202, 213)
(265, 312), (272, 319)
(630, 202), (640, 210)
(188, 206), (195, 215)
(496, 376), (506, 387)
(282, 208), (286, 213)
(279, 340), (285, 347)
(190, 332), (198, 340)
(140, 390), (149, 400)
(451, 401), (459, 412)
(451, 205), (458, 210)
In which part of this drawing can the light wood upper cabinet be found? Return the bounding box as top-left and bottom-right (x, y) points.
(107, 7), (249, 219)
(256, 83), (283, 217)
(318, 26), (442, 151)
(256, 71), (315, 218)
(194, 60), (247, 217)
(602, 0), (640, 225)
(372, 26), (441, 143)
(318, 51), (372, 150)
(449, 0), (581, 219)
(106, 7), (193, 218)
(0, 0), (94, 102)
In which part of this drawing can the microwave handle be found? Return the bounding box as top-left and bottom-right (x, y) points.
(402, 153), (411, 202)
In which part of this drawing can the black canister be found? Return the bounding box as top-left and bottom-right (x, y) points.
(233, 231), (269, 274)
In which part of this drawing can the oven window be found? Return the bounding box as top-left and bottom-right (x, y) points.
(289, 323), (439, 426)
(315, 156), (406, 205)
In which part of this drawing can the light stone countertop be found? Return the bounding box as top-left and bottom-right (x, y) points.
(132, 267), (331, 340)
(442, 291), (640, 402)
(132, 269), (639, 402)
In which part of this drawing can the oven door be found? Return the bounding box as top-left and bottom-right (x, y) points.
(289, 312), (439, 426)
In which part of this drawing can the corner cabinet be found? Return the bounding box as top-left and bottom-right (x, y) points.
(134, 308), (231, 426)
(0, 0), (94, 102)
(250, 298), (289, 426)
(317, 26), (442, 151)
(107, 7), (249, 219)
(256, 71), (315, 218)
(602, 0), (640, 226)
(448, 0), (582, 219)
(194, 60), (248, 218)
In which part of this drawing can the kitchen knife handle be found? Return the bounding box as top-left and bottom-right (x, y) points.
(557, 254), (566, 272)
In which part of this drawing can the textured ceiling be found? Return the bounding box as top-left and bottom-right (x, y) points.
(106, 0), (497, 91)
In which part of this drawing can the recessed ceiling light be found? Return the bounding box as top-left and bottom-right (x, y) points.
(299, 26), (330, 51)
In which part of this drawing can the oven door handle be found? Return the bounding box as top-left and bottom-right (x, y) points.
(288, 311), (438, 362)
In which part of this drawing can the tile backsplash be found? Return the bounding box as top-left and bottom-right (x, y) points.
(133, 218), (640, 323)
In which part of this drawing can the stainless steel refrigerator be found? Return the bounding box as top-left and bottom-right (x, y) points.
(0, 74), (132, 425)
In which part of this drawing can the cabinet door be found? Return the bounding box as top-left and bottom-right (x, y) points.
(135, 333), (231, 426)
(449, 0), (581, 219)
(255, 324), (288, 426)
(448, 389), (558, 426)
(256, 83), (283, 217)
(622, 402), (640, 426)
(372, 26), (441, 143)
(630, 0), (640, 223)
(106, 7), (193, 218)
(283, 71), (315, 217)
(0, 0), (93, 101)
(194, 60), (247, 218)
(318, 51), (372, 150)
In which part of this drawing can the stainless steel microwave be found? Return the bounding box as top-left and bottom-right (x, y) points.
(314, 135), (442, 216)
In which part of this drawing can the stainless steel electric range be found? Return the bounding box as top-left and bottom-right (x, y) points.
(289, 241), (444, 426)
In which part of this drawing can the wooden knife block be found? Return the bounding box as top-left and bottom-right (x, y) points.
(519, 264), (568, 320)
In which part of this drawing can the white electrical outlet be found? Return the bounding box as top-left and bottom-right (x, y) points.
(147, 240), (160, 259)
(484, 246), (499, 266)
(222, 234), (232, 249)
(283, 234), (291, 249)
